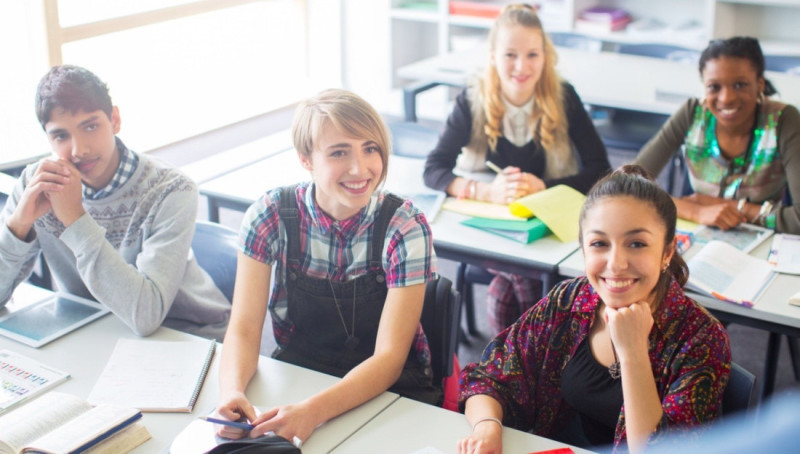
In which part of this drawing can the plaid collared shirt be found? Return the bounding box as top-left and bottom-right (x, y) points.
(241, 182), (436, 365)
(83, 138), (139, 200)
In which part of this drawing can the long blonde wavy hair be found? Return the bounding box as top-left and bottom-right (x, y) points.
(482, 4), (576, 178)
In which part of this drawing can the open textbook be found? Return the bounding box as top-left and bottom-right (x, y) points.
(0, 392), (149, 454)
(686, 240), (775, 307)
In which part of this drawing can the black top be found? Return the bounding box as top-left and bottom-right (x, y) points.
(422, 82), (610, 194)
(561, 338), (624, 447)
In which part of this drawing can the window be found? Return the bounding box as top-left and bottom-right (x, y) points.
(37, 0), (322, 152)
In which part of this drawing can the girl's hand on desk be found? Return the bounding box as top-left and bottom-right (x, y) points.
(488, 167), (545, 204)
(511, 170), (546, 197)
(215, 391), (257, 439)
(458, 422), (502, 454)
(684, 199), (746, 230)
(250, 402), (318, 446)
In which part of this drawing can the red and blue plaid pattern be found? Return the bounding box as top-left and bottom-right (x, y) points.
(241, 182), (436, 365)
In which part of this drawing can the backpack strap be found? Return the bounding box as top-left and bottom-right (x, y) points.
(278, 185), (301, 268)
(369, 192), (404, 270)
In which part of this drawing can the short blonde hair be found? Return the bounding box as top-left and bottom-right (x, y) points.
(292, 89), (390, 185)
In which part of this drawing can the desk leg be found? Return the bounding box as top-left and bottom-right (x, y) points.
(762, 332), (781, 398)
(207, 198), (220, 223)
(403, 89), (418, 123)
(402, 81), (444, 123)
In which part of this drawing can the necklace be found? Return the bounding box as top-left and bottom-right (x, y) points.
(609, 339), (621, 380)
(327, 278), (359, 350)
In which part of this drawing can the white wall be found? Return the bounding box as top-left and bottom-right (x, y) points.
(340, 0), (391, 108)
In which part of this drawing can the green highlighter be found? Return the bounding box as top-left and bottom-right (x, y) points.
(461, 216), (550, 244)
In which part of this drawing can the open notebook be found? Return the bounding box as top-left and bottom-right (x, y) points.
(88, 338), (215, 412)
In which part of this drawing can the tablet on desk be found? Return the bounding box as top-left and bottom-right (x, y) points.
(0, 291), (110, 348)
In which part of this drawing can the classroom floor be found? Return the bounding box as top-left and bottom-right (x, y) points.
(152, 110), (799, 410)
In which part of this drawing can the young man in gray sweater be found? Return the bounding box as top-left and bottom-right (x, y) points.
(0, 65), (230, 341)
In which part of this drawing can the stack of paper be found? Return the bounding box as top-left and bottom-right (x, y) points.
(768, 234), (800, 275)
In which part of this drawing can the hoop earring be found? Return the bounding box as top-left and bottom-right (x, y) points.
(758, 92), (765, 104)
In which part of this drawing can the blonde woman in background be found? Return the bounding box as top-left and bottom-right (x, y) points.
(423, 3), (610, 333)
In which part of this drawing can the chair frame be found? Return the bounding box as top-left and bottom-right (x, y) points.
(420, 275), (461, 385)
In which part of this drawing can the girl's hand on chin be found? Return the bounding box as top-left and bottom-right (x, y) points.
(605, 302), (653, 361)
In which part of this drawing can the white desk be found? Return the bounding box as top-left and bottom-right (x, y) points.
(558, 239), (800, 397)
(331, 396), (593, 454)
(0, 150), (48, 173)
(0, 312), (398, 454)
(0, 172), (17, 197)
(398, 45), (800, 118)
(199, 151), (580, 288)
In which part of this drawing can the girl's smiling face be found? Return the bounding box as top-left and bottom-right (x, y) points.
(491, 24), (545, 106)
(581, 196), (675, 309)
(702, 56), (764, 132)
(299, 122), (384, 221)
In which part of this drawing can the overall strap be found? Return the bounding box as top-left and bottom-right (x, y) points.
(278, 185), (301, 267)
(369, 192), (404, 269)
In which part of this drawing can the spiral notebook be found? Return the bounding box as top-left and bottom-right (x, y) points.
(88, 338), (216, 412)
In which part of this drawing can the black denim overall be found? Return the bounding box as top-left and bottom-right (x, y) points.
(271, 186), (441, 405)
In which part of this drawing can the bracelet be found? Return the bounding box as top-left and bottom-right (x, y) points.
(472, 416), (502, 432)
(468, 180), (477, 200)
(754, 200), (774, 225)
(457, 179), (473, 200)
(758, 200), (774, 218)
(737, 198), (747, 213)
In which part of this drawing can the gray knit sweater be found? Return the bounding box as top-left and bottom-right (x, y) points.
(0, 152), (230, 341)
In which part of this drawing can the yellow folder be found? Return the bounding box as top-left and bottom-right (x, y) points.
(508, 185), (586, 242)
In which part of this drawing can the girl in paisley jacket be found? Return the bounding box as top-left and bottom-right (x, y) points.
(458, 165), (731, 454)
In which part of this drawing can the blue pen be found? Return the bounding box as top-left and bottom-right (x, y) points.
(199, 415), (255, 431)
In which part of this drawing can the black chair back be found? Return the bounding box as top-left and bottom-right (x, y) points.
(420, 275), (461, 385)
(722, 362), (756, 417)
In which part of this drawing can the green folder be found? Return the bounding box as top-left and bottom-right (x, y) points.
(461, 217), (551, 244)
